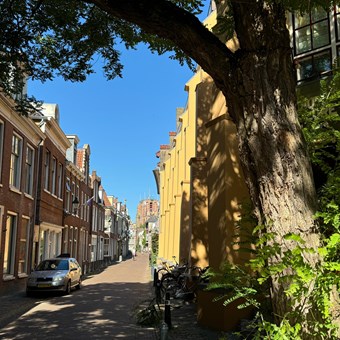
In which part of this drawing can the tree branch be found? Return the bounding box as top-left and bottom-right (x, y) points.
(84, 0), (234, 92)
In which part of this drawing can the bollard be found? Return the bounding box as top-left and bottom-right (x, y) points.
(160, 321), (168, 340)
(153, 268), (158, 287)
(155, 280), (162, 305)
(164, 292), (172, 329)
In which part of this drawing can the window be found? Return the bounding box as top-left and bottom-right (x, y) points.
(0, 120), (4, 183)
(296, 49), (332, 83)
(69, 227), (74, 257)
(85, 194), (90, 222)
(51, 157), (57, 195)
(25, 145), (34, 195)
(57, 163), (63, 198)
(72, 181), (76, 214)
(293, 8), (330, 55)
(18, 218), (30, 275)
(335, 6), (340, 41)
(44, 150), (50, 191)
(76, 185), (80, 216)
(66, 178), (71, 212)
(91, 236), (97, 262)
(80, 191), (84, 220)
(10, 134), (22, 189)
(63, 227), (69, 252)
(73, 227), (77, 259)
(3, 214), (17, 276)
(104, 238), (109, 256)
(92, 207), (97, 232)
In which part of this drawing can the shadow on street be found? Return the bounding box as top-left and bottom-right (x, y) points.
(0, 280), (156, 339)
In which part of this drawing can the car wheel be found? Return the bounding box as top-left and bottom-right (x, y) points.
(75, 278), (81, 290)
(64, 280), (71, 295)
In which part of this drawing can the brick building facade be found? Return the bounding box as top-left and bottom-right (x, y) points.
(0, 93), (45, 294)
(0, 97), (132, 295)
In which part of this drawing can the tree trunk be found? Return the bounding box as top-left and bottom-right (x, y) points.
(88, 0), (320, 324)
(224, 1), (320, 321)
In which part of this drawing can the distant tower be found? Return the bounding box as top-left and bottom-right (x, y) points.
(136, 199), (159, 228)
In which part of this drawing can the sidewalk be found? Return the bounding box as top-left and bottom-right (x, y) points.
(164, 299), (224, 340)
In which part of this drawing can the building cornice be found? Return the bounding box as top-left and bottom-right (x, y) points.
(42, 119), (71, 154)
(0, 93), (45, 145)
(66, 160), (85, 181)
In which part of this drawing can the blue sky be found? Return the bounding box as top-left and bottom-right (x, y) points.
(28, 41), (193, 221)
(28, 3), (210, 221)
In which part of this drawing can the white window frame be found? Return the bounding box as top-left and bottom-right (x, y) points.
(18, 217), (30, 275)
(51, 157), (57, 195)
(57, 163), (63, 198)
(66, 178), (71, 212)
(75, 185), (80, 216)
(3, 213), (18, 277)
(293, 9), (330, 56)
(10, 133), (23, 189)
(44, 150), (50, 191)
(72, 181), (76, 215)
(24, 145), (35, 195)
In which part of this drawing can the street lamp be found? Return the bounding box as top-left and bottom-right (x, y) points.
(72, 197), (79, 214)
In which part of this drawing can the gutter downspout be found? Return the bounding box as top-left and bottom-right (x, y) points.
(31, 138), (43, 270)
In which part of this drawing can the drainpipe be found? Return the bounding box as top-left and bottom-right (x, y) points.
(31, 138), (43, 270)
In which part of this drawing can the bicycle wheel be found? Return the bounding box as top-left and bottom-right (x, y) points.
(160, 275), (178, 299)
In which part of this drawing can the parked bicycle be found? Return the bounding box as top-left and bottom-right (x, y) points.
(154, 256), (209, 304)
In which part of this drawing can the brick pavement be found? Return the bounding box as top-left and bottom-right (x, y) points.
(0, 253), (225, 339)
(0, 253), (158, 339)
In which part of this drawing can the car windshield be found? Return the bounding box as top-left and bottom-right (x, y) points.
(36, 259), (69, 271)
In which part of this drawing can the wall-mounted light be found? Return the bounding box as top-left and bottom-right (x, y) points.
(64, 197), (80, 217)
(72, 197), (80, 214)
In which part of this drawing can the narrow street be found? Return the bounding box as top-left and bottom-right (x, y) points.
(0, 253), (157, 340)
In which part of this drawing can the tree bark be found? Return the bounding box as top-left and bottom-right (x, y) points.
(86, 0), (320, 323)
(226, 1), (320, 321)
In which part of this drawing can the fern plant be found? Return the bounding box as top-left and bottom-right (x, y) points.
(206, 227), (340, 339)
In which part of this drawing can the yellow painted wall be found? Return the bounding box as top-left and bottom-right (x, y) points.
(157, 8), (247, 273)
(157, 72), (199, 264)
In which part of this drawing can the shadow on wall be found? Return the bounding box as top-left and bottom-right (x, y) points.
(179, 190), (191, 263)
(189, 77), (215, 269)
(196, 77), (252, 272)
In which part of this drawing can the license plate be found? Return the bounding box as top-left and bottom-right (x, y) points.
(37, 283), (51, 288)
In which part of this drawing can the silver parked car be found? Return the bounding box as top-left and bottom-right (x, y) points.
(26, 257), (82, 296)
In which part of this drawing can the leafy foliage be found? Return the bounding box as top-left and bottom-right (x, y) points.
(207, 226), (340, 339)
(212, 0), (235, 41)
(169, 0), (204, 14)
(298, 64), (340, 239)
(150, 233), (159, 267)
(0, 0), (200, 113)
